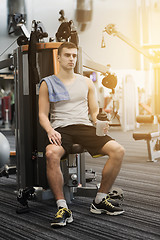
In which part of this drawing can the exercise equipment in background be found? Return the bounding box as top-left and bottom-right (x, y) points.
(103, 24), (160, 159)
(133, 115), (160, 162)
(55, 10), (79, 47)
(0, 132), (16, 177)
(75, 0), (93, 32)
(121, 74), (138, 131)
(0, 132), (10, 168)
(7, 0), (27, 36)
(103, 24), (160, 116)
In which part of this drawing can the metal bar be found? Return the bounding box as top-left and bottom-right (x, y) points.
(79, 152), (86, 187)
(0, 58), (13, 70)
(83, 58), (108, 74)
(104, 24), (153, 62)
(18, 24), (30, 39)
(150, 132), (160, 138)
(146, 139), (152, 161)
(115, 31), (152, 60)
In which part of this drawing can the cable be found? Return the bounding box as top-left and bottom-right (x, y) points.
(82, 50), (95, 62)
(0, 38), (18, 58)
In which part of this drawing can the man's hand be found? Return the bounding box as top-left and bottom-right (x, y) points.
(95, 120), (110, 136)
(47, 128), (62, 146)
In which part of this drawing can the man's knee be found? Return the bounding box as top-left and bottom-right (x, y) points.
(111, 144), (125, 162)
(102, 140), (125, 161)
(45, 145), (64, 165)
(116, 145), (125, 158)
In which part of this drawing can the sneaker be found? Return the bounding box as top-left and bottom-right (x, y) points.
(51, 207), (73, 227)
(105, 194), (123, 207)
(90, 198), (124, 216)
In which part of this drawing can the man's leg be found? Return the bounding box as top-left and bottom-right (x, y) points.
(90, 140), (125, 215)
(45, 144), (73, 227)
(98, 140), (125, 194)
(46, 144), (65, 200)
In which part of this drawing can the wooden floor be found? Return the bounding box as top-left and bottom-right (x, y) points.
(0, 128), (160, 240)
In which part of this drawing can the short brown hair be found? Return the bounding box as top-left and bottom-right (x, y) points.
(58, 42), (78, 55)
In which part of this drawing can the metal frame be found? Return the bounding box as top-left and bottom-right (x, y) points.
(133, 130), (160, 162)
(146, 133), (160, 162)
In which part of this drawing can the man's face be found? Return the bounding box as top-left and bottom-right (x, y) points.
(58, 47), (77, 70)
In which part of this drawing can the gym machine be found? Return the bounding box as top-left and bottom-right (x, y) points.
(133, 115), (160, 162)
(103, 24), (160, 162)
(0, 17), (123, 212)
(12, 15), (102, 212)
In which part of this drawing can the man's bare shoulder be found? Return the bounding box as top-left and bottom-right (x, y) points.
(84, 76), (95, 90)
(40, 80), (48, 90)
(39, 81), (49, 97)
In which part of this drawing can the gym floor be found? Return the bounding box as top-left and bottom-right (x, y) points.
(0, 128), (160, 240)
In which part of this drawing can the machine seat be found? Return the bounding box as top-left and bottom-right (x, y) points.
(133, 132), (160, 141)
(70, 144), (85, 154)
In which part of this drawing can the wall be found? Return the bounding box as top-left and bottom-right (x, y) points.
(0, 0), (141, 72)
(80, 0), (140, 70)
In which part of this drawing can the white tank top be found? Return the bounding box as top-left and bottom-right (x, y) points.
(50, 74), (93, 128)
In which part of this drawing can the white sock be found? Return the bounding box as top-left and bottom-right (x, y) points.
(95, 192), (107, 204)
(56, 199), (68, 209)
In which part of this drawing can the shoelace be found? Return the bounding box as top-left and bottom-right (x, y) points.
(102, 198), (114, 209)
(55, 208), (71, 218)
(105, 195), (118, 203)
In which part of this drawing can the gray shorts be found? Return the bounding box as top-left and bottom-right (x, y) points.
(53, 124), (114, 157)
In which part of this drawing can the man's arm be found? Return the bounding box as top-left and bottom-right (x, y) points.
(39, 81), (61, 145)
(86, 78), (99, 125)
(87, 78), (109, 134)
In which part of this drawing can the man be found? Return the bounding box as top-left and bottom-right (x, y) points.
(39, 42), (125, 227)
